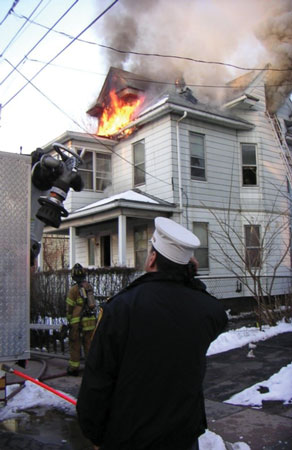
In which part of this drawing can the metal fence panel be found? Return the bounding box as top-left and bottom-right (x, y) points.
(0, 152), (31, 361)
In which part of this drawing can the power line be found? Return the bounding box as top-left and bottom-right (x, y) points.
(0, 0), (80, 87)
(8, 11), (292, 73)
(97, 45), (292, 73)
(0, 0), (20, 26)
(3, 57), (172, 188)
(22, 57), (292, 89)
(0, 0), (45, 57)
(1, 0), (120, 109)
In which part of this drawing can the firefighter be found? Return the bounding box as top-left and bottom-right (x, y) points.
(66, 263), (96, 376)
(77, 218), (228, 449)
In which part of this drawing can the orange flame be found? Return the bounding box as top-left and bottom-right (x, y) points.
(98, 90), (145, 137)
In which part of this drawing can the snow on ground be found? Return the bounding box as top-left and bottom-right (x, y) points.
(0, 320), (291, 449)
(199, 429), (250, 450)
(207, 320), (292, 356)
(225, 362), (292, 407)
(0, 381), (76, 421)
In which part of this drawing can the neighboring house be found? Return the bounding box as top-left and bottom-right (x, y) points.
(42, 66), (292, 299)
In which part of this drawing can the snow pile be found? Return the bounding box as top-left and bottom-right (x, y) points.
(225, 362), (292, 407)
(207, 321), (292, 356)
(0, 381), (76, 421)
(199, 429), (250, 449)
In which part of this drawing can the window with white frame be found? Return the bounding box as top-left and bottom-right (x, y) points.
(190, 132), (206, 181)
(96, 153), (112, 191)
(133, 140), (145, 186)
(134, 225), (148, 270)
(79, 151), (94, 189)
(241, 144), (257, 186)
(77, 150), (112, 191)
(193, 222), (209, 270)
(245, 225), (261, 268)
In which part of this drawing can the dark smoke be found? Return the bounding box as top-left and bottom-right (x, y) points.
(256, 1), (292, 113)
(97, 0), (292, 110)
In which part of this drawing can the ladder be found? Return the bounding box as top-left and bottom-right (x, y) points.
(266, 111), (292, 188)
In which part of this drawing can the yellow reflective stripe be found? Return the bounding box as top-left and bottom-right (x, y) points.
(83, 325), (96, 331)
(66, 297), (75, 306)
(69, 360), (80, 368)
(76, 297), (83, 305)
(70, 317), (80, 324)
(81, 316), (96, 323)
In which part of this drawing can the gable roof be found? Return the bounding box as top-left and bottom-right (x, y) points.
(87, 67), (152, 117)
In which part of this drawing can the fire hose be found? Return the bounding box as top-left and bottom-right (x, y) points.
(1, 364), (77, 406)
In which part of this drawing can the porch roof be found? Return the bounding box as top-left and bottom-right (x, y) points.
(47, 189), (177, 232)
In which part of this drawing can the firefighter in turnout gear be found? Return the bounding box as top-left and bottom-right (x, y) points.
(66, 263), (96, 376)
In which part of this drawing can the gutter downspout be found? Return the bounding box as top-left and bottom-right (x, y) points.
(176, 111), (187, 224)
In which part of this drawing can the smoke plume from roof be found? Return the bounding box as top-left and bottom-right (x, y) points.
(97, 0), (292, 111)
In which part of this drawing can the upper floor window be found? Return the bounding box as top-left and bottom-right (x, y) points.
(79, 151), (93, 189)
(77, 150), (112, 191)
(134, 225), (148, 270)
(245, 225), (261, 268)
(242, 144), (257, 186)
(133, 140), (145, 186)
(190, 132), (206, 181)
(96, 153), (112, 191)
(193, 222), (209, 270)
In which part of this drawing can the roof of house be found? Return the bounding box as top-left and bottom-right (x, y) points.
(87, 66), (254, 133)
(75, 189), (173, 213)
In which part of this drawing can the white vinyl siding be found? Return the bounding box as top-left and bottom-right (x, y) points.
(88, 237), (95, 266)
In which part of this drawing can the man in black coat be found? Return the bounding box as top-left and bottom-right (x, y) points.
(77, 217), (228, 450)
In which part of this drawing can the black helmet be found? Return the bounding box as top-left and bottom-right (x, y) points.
(71, 263), (85, 281)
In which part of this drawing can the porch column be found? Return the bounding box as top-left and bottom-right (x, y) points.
(69, 226), (76, 268)
(118, 214), (127, 266)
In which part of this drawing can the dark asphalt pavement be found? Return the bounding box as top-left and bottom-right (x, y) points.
(0, 332), (291, 449)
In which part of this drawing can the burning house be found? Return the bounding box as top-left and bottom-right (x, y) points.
(41, 65), (292, 301)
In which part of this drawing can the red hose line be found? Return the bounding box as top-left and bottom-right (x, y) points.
(12, 368), (77, 406)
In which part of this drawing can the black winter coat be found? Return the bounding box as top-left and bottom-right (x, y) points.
(77, 272), (228, 450)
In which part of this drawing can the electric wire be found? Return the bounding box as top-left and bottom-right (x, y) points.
(1, 1), (290, 189)
(1, 0), (120, 109)
(3, 57), (173, 188)
(0, 0), (80, 87)
(0, 0), (20, 26)
(19, 57), (292, 89)
(0, 0), (45, 58)
(3, 0), (54, 53)
(9, 11), (292, 73)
